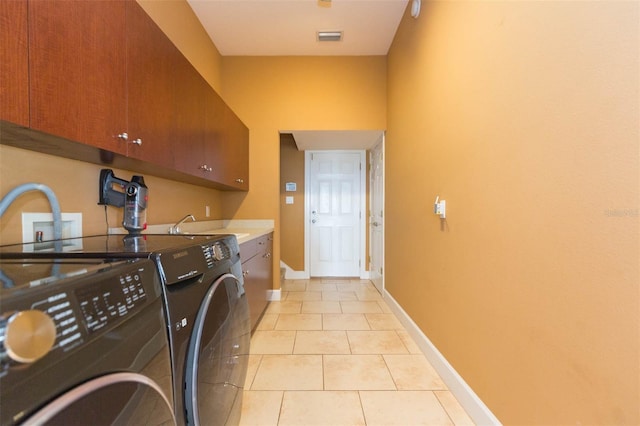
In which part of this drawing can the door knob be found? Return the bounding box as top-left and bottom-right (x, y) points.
(312, 219), (317, 224)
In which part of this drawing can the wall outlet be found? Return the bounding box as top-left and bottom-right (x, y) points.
(205, 205), (211, 217)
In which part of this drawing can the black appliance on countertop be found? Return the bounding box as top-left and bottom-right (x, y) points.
(0, 257), (175, 425)
(0, 234), (251, 426)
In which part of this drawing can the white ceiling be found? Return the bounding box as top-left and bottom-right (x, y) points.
(187, 0), (409, 56)
(187, 0), (403, 150)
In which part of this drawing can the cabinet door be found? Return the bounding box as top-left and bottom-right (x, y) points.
(172, 54), (207, 175)
(202, 90), (226, 183)
(125, 1), (177, 167)
(241, 234), (273, 331)
(221, 107), (250, 190)
(0, 0), (29, 127)
(242, 255), (269, 331)
(28, 0), (127, 154)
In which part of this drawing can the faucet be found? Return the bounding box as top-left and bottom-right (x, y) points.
(169, 214), (195, 235)
(0, 183), (63, 241)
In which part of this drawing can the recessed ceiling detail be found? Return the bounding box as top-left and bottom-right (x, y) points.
(187, 0), (409, 56)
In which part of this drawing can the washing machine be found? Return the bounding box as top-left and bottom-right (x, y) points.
(0, 234), (250, 426)
(0, 257), (175, 425)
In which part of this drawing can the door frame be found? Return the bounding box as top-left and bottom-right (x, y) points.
(369, 134), (385, 293)
(304, 150), (367, 278)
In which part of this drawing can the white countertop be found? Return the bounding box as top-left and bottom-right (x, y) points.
(109, 219), (274, 244)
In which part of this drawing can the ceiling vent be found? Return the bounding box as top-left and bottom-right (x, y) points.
(317, 31), (343, 42)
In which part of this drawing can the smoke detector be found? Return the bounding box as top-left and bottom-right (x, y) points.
(317, 31), (343, 42)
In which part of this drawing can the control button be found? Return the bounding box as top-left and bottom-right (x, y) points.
(3, 310), (56, 364)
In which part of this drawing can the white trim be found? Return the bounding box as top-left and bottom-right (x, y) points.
(384, 290), (502, 426)
(266, 289), (281, 301)
(280, 260), (309, 280)
(368, 134), (385, 294)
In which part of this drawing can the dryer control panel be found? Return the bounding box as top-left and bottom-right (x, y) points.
(0, 259), (159, 369)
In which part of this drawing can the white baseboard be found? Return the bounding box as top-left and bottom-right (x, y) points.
(280, 260), (309, 280)
(266, 289), (281, 301)
(384, 290), (502, 426)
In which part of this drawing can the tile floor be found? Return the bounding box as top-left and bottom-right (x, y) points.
(239, 278), (475, 426)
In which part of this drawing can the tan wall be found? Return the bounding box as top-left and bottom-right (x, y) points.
(280, 134), (305, 271)
(220, 56), (387, 287)
(0, 145), (223, 244)
(386, 1), (639, 425)
(0, 0), (225, 245)
(136, 0), (222, 91)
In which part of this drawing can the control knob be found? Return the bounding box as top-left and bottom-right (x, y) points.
(1, 310), (56, 364)
(212, 244), (224, 261)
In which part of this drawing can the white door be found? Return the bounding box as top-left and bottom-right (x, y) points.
(308, 151), (364, 277)
(369, 138), (384, 293)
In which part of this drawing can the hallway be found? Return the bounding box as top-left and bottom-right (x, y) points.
(239, 278), (475, 425)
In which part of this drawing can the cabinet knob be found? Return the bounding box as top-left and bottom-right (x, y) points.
(235, 178), (244, 184)
(199, 165), (212, 172)
(131, 138), (142, 146)
(117, 132), (129, 141)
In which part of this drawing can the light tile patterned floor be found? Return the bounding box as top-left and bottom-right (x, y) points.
(239, 278), (475, 426)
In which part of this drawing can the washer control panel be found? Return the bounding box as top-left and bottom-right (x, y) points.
(0, 259), (158, 369)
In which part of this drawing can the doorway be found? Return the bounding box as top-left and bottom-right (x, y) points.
(279, 131), (384, 282)
(305, 150), (365, 277)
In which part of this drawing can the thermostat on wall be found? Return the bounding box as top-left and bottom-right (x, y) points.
(285, 182), (297, 192)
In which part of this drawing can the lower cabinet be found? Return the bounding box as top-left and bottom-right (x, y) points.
(240, 234), (273, 332)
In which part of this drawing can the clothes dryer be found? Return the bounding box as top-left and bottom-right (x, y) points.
(0, 257), (175, 425)
(0, 234), (250, 426)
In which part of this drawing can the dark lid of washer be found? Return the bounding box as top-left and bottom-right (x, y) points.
(0, 234), (236, 259)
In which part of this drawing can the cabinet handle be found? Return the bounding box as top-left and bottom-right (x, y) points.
(199, 165), (212, 172)
(235, 178), (244, 183)
(131, 138), (142, 146)
(117, 132), (129, 141)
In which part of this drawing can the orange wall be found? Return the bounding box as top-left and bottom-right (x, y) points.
(280, 134), (305, 271)
(220, 56), (387, 287)
(386, 1), (639, 424)
(0, 145), (223, 244)
(136, 0), (222, 91)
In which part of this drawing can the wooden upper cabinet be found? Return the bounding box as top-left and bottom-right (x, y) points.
(28, 0), (128, 155)
(125, 1), (177, 167)
(221, 107), (250, 190)
(203, 90), (228, 185)
(0, 0), (29, 127)
(8, 0), (249, 191)
(172, 52), (208, 176)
